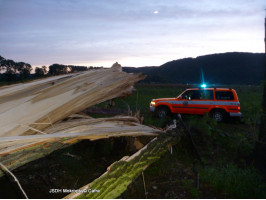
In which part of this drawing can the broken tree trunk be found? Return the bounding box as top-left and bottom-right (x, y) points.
(0, 63), (165, 179)
(0, 63), (145, 137)
(64, 133), (179, 199)
(0, 62), (178, 199)
(0, 116), (162, 177)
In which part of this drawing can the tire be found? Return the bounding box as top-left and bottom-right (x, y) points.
(157, 107), (170, 118)
(211, 110), (226, 122)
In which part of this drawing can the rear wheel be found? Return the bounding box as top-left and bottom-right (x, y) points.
(211, 110), (226, 122)
(157, 107), (170, 118)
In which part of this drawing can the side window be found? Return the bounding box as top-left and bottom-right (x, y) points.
(182, 90), (213, 100)
(181, 90), (195, 100)
(191, 90), (201, 100)
(215, 91), (234, 100)
(200, 90), (214, 100)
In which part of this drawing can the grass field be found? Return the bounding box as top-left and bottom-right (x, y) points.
(89, 83), (266, 198)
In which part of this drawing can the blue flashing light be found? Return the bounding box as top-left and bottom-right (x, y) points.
(201, 84), (207, 88)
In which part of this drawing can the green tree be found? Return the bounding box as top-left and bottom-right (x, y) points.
(35, 67), (46, 77)
(16, 62), (32, 79)
(48, 64), (68, 75)
(69, 65), (88, 73)
(0, 59), (17, 81)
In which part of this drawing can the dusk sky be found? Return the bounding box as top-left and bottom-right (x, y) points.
(0, 0), (265, 67)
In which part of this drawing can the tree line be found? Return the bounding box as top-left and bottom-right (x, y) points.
(0, 55), (33, 81)
(0, 55), (103, 82)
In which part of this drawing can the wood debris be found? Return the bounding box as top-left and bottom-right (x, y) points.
(0, 63), (164, 178)
(0, 63), (145, 137)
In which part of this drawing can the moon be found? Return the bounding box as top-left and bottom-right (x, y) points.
(153, 10), (159, 14)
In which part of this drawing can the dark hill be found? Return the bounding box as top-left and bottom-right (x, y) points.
(123, 52), (265, 85)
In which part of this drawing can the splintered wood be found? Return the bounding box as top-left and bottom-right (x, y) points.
(0, 63), (145, 137)
(0, 116), (162, 177)
(0, 63), (162, 176)
(0, 116), (161, 155)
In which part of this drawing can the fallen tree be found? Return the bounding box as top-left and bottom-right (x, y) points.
(0, 63), (145, 137)
(0, 62), (174, 199)
(63, 117), (201, 199)
(64, 132), (179, 199)
(0, 116), (162, 177)
(0, 63), (166, 177)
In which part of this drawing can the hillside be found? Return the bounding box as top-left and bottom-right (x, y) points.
(123, 52), (265, 85)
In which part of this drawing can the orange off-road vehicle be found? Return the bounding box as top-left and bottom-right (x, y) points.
(150, 88), (242, 122)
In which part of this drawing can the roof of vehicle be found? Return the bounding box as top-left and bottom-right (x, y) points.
(187, 88), (235, 91)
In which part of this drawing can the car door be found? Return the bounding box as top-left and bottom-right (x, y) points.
(183, 90), (202, 114)
(172, 90), (195, 114)
(175, 89), (214, 114)
(188, 89), (214, 114)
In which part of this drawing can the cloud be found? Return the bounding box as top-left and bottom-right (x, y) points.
(0, 0), (265, 67)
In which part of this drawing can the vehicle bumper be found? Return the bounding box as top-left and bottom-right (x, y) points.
(150, 106), (155, 112)
(229, 112), (242, 117)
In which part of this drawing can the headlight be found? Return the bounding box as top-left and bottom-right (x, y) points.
(150, 101), (155, 106)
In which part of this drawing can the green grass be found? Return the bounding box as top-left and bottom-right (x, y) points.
(91, 84), (262, 162)
(110, 84), (265, 198)
(201, 164), (266, 198)
(235, 85), (263, 124)
(92, 84), (263, 127)
(89, 84), (265, 198)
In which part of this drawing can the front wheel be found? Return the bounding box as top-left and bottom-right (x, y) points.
(211, 110), (226, 122)
(157, 107), (170, 118)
